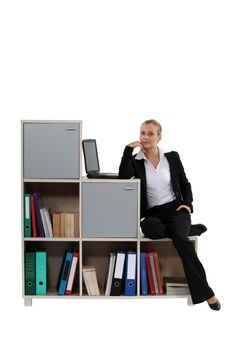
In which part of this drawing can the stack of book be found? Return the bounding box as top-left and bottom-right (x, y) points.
(53, 212), (79, 238)
(82, 266), (100, 296)
(163, 277), (190, 295)
(25, 251), (47, 295)
(57, 251), (79, 295)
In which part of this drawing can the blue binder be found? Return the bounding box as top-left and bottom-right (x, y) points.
(140, 252), (148, 295)
(36, 251), (47, 295)
(124, 251), (137, 296)
(57, 251), (73, 295)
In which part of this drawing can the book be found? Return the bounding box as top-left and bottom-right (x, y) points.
(25, 252), (36, 295)
(153, 252), (163, 295)
(140, 252), (148, 295)
(40, 208), (53, 238)
(124, 251), (137, 296)
(24, 193), (31, 237)
(57, 251), (73, 295)
(82, 266), (92, 295)
(82, 265), (100, 296)
(105, 252), (116, 296)
(74, 212), (79, 237)
(145, 252), (155, 295)
(65, 251), (79, 295)
(52, 213), (61, 237)
(164, 277), (190, 295)
(30, 194), (38, 237)
(36, 251), (47, 295)
(33, 192), (45, 237)
(149, 252), (159, 294)
(110, 252), (126, 296)
(64, 213), (73, 238)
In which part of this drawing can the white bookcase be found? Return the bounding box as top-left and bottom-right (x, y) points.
(21, 120), (197, 306)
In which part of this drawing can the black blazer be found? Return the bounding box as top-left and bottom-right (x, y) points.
(119, 146), (193, 218)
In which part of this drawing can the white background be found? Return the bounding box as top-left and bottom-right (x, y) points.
(0, 1), (232, 349)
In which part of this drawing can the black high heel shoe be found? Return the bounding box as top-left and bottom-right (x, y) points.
(208, 299), (221, 311)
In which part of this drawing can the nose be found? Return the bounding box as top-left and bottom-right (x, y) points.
(142, 134), (149, 140)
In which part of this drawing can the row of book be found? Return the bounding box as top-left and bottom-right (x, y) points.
(140, 252), (189, 295)
(105, 251), (189, 296)
(83, 274), (190, 296)
(56, 252), (100, 296)
(104, 251), (163, 296)
(55, 250), (158, 297)
(24, 192), (79, 238)
(25, 250), (189, 296)
(25, 251), (47, 295)
(25, 250), (79, 295)
(80, 251), (137, 296)
(101, 251), (161, 296)
(105, 251), (137, 296)
(140, 251), (163, 295)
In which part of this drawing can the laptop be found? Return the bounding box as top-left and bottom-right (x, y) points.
(82, 139), (119, 179)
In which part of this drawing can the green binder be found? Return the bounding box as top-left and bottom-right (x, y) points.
(36, 252), (47, 295)
(24, 193), (31, 237)
(25, 252), (36, 295)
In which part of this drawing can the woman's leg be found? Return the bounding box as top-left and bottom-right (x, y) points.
(140, 216), (167, 239)
(162, 209), (215, 304)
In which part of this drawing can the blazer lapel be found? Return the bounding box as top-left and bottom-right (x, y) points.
(134, 159), (147, 187)
(164, 152), (177, 188)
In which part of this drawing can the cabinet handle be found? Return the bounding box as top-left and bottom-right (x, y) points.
(124, 187), (135, 190)
(65, 128), (77, 131)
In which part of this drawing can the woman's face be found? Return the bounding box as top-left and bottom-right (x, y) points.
(139, 123), (161, 150)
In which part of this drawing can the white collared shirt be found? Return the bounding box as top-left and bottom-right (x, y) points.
(135, 148), (176, 209)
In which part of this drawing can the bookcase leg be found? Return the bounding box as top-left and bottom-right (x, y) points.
(187, 295), (194, 306)
(24, 298), (32, 307)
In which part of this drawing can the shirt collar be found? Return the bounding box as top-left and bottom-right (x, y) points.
(135, 147), (165, 160)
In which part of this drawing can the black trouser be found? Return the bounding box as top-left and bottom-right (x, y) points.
(141, 200), (214, 304)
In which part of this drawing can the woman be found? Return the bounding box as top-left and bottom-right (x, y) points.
(119, 119), (220, 310)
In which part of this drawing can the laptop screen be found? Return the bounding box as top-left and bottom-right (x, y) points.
(82, 139), (100, 173)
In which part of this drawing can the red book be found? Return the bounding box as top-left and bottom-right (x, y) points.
(65, 252), (79, 295)
(30, 195), (38, 237)
(153, 252), (163, 295)
(145, 252), (155, 295)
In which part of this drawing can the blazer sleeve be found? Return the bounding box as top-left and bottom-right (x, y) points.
(118, 146), (136, 179)
(175, 152), (193, 212)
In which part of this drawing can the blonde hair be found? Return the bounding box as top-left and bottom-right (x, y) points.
(141, 119), (162, 136)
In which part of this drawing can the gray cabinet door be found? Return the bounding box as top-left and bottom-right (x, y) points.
(82, 182), (139, 238)
(23, 123), (80, 179)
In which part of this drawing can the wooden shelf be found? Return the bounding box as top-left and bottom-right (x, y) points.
(21, 120), (196, 306)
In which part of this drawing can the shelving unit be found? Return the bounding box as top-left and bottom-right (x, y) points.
(21, 120), (197, 306)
